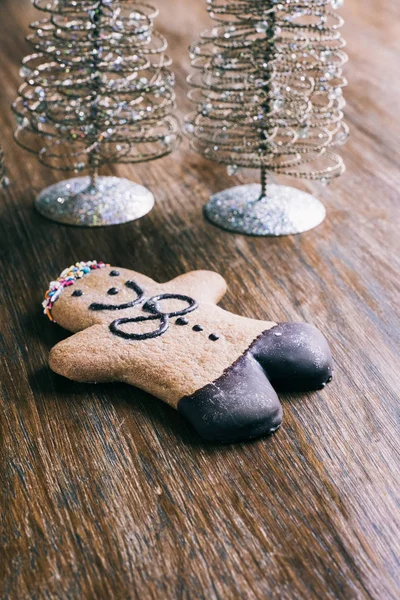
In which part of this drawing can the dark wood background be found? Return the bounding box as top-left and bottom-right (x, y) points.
(1, 0), (399, 598)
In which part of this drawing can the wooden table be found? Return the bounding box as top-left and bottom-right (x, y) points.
(1, 1), (399, 598)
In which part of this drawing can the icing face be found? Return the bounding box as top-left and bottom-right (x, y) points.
(48, 266), (200, 341)
(45, 265), (227, 344)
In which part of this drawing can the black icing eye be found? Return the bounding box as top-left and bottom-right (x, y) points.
(109, 270), (120, 277)
(72, 289), (83, 297)
(108, 287), (119, 295)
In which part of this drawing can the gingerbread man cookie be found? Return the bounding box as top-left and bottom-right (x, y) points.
(44, 261), (333, 442)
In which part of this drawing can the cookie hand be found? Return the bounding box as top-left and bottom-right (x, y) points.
(165, 271), (227, 304)
(49, 325), (117, 383)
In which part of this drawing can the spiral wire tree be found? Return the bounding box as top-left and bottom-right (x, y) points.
(12, 0), (180, 226)
(186, 0), (348, 235)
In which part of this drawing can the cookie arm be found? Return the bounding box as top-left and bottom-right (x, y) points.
(49, 325), (118, 383)
(165, 271), (227, 304)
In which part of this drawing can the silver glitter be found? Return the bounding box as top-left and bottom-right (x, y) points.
(204, 184), (326, 236)
(35, 176), (154, 227)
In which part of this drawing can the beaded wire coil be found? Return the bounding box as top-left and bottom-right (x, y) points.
(185, 0), (348, 187)
(12, 0), (180, 178)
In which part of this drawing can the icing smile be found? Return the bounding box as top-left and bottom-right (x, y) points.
(89, 280), (145, 312)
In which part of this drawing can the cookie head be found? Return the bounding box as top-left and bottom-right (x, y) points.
(43, 262), (200, 333)
(43, 261), (106, 329)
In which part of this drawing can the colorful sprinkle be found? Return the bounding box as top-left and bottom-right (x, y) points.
(43, 261), (108, 322)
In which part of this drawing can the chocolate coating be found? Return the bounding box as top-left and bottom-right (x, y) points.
(179, 354), (283, 443)
(251, 323), (333, 391)
(178, 322), (333, 442)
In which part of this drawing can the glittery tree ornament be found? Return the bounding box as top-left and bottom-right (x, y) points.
(185, 0), (349, 236)
(12, 0), (180, 226)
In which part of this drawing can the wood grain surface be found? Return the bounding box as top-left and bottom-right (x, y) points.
(1, 1), (399, 598)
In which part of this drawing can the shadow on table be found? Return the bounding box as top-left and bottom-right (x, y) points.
(29, 357), (310, 455)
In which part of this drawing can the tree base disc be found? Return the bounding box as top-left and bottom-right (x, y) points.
(35, 176), (154, 227)
(204, 183), (326, 236)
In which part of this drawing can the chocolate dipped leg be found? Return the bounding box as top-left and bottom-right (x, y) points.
(178, 353), (282, 443)
(251, 323), (333, 392)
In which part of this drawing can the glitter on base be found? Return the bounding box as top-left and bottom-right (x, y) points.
(204, 183), (326, 236)
(35, 176), (154, 227)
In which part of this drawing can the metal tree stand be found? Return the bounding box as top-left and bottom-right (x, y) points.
(204, 167), (325, 236)
(35, 174), (154, 227)
(205, 186), (326, 237)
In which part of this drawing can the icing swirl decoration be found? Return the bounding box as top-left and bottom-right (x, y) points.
(110, 294), (199, 340)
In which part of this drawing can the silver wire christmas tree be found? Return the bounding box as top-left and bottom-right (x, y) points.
(12, 0), (180, 226)
(186, 0), (348, 236)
